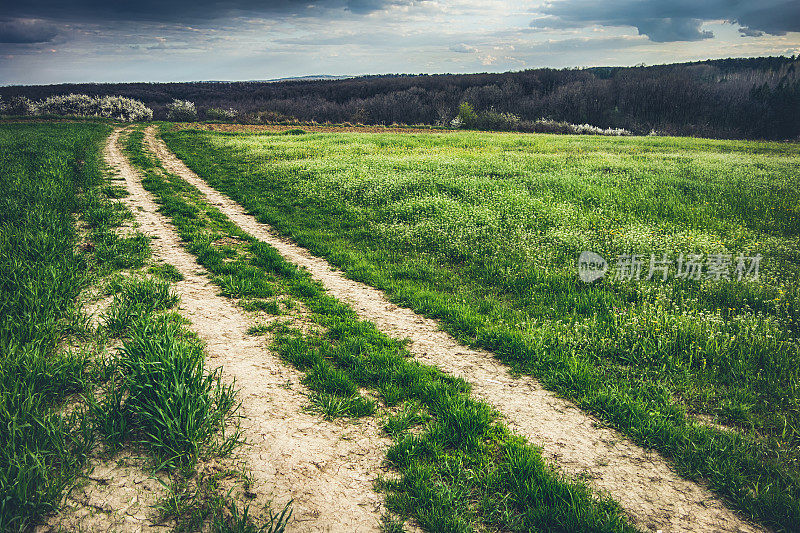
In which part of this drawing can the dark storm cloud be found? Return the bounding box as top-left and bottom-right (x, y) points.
(0, 19), (58, 43)
(634, 18), (713, 42)
(534, 0), (800, 42)
(739, 27), (764, 38)
(3, 0), (402, 25)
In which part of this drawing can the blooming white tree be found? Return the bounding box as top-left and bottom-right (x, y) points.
(3, 96), (37, 116)
(28, 93), (152, 121)
(98, 96), (153, 121)
(166, 99), (197, 122)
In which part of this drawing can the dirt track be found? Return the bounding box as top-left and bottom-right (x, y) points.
(101, 127), (391, 532)
(145, 125), (764, 533)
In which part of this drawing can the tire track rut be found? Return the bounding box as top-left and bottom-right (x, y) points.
(109, 128), (391, 532)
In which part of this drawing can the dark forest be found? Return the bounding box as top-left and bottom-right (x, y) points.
(2, 56), (798, 139)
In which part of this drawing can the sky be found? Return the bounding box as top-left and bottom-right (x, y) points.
(1, 0), (799, 85)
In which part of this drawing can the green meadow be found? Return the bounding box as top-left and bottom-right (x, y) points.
(162, 127), (800, 530)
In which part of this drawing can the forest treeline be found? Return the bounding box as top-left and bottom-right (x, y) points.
(2, 56), (798, 139)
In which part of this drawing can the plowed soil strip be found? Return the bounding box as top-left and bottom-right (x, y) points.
(145, 126), (764, 533)
(108, 128), (391, 532)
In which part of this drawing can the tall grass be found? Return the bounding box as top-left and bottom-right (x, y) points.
(101, 276), (178, 337)
(162, 126), (800, 531)
(0, 123), (111, 530)
(93, 310), (239, 469)
(91, 270), (238, 468)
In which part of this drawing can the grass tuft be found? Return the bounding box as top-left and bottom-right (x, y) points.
(150, 262), (185, 282)
(102, 276), (179, 337)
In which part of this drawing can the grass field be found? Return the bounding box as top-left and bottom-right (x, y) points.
(162, 127), (800, 530)
(5, 120), (798, 531)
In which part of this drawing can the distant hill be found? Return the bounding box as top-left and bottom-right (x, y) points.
(2, 56), (798, 139)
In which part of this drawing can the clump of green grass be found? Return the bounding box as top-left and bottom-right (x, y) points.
(150, 262), (185, 282)
(89, 269), (239, 470)
(83, 189), (131, 228)
(102, 184), (130, 198)
(94, 231), (151, 271)
(383, 401), (428, 439)
(246, 323), (271, 336)
(269, 331), (378, 419)
(102, 276), (179, 337)
(88, 375), (129, 452)
(81, 183), (151, 273)
(215, 271), (276, 299)
(163, 126), (800, 531)
(307, 392), (376, 420)
(113, 317), (239, 469)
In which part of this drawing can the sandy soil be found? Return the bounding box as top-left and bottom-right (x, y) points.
(55, 128), (392, 533)
(39, 452), (172, 533)
(145, 126), (765, 533)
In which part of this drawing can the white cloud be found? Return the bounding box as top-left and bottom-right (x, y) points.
(450, 43), (477, 53)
